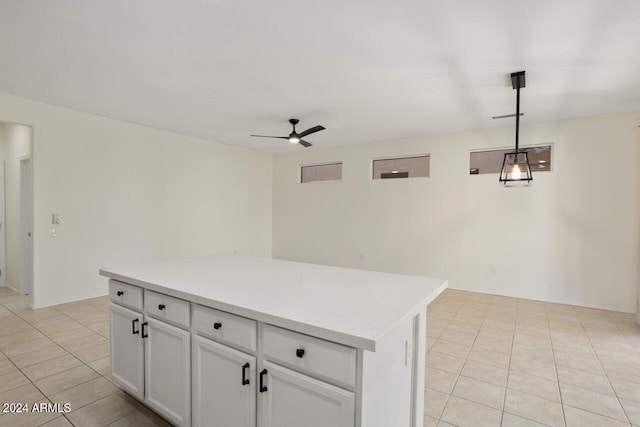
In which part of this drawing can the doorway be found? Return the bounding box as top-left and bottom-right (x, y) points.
(0, 122), (33, 300)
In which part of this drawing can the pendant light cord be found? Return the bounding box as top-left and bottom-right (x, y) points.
(515, 74), (520, 153)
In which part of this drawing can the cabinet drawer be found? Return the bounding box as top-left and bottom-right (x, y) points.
(262, 325), (356, 388)
(192, 304), (257, 353)
(109, 280), (143, 311)
(144, 290), (190, 329)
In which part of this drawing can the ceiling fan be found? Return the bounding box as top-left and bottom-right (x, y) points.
(251, 119), (325, 148)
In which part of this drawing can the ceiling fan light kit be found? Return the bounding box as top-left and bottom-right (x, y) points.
(251, 118), (325, 148)
(499, 70), (533, 187)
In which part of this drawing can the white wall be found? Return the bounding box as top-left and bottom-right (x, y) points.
(0, 92), (273, 308)
(1, 123), (32, 291)
(273, 111), (640, 313)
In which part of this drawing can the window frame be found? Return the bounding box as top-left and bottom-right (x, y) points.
(468, 143), (554, 175)
(299, 161), (343, 184)
(370, 154), (431, 180)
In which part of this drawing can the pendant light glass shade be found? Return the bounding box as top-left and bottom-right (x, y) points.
(499, 151), (533, 186)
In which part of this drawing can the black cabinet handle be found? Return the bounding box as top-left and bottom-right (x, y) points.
(117, 291), (124, 296)
(213, 322), (222, 330)
(242, 363), (250, 385)
(141, 322), (148, 338)
(158, 304), (165, 311)
(132, 318), (139, 335)
(259, 369), (268, 392)
(296, 349), (305, 358)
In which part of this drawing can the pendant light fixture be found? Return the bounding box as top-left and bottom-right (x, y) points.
(499, 71), (533, 186)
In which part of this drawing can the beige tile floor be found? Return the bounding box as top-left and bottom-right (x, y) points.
(425, 289), (640, 427)
(1, 286), (639, 426)
(0, 287), (169, 427)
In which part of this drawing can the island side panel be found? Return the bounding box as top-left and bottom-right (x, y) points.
(359, 311), (418, 427)
(411, 308), (426, 427)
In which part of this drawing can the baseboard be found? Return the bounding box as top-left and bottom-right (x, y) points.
(6, 284), (20, 294)
(446, 284), (636, 315)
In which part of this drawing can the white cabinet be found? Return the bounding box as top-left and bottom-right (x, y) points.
(192, 321), (355, 427)
(109, 280), (143, 311)
(109, 302), (144, 400)
(109, 280), (191, 427)
(144, 316), (191, 427)
(192, 335), (256, 427)
(262, 324), (356, 389)
(259, 361), (355, 427)
(192, 303), (257, 353)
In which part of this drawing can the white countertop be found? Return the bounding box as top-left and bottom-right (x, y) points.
(100, 255), (447, 351)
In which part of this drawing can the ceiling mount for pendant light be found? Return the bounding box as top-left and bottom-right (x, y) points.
(499, 71), (533, 187)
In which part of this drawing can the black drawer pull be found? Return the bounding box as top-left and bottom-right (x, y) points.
(141, 322), (148, 338)
(158, 304), (166, 311)
(117, 291), (124, 296)
(213, 322), (222, 330)
(132, 318), (140, 335)
(296, 348), (305, 358)
(242, 363), (250, 385)
(259, 369), (268, 393)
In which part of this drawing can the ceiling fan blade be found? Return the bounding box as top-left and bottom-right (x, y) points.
(298, 139), (312, 148)
(298, 125), (325, 138)
(250, 134), (289, 139)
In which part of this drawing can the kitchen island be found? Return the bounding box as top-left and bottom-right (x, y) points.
(100, 255), (447, 427)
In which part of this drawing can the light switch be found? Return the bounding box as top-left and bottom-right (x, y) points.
(52, 213), (60, 236)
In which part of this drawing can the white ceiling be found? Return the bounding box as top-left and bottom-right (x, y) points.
(1, 0), (639, 153)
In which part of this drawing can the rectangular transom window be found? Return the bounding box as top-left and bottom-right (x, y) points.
(301, 162), (342, 183)
(372, 155), (430, 179)
(470, 145), (552, 175)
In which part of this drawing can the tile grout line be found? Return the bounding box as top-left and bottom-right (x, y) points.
(1, 291), (168, 426)
(425, 293), (457, 423)
(0, 300), (60, 422)
(499, 297), (518, 427)
(0, 295), (120, 426)
(608, 309), (640, 425)
(468, 298), (502, 425)
(577, 309), (634, 426)
(438, 293), (495, 424)
(546, 301), (567, 427)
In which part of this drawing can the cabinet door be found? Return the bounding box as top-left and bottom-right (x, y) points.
(145, 316), (191, 427)
(192, 335), (256, 427)
(259, 361), (355, 427)
(109, 303), (144, 400)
